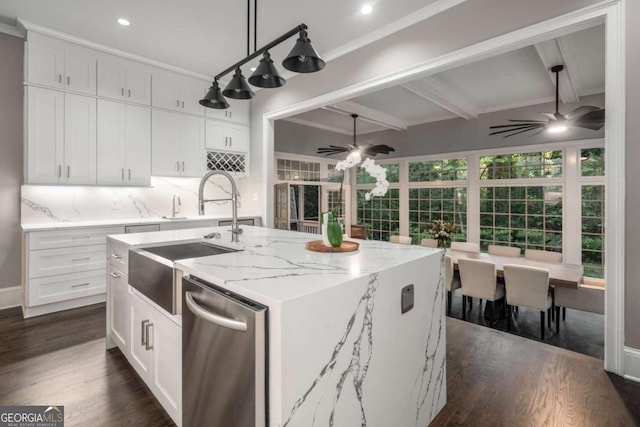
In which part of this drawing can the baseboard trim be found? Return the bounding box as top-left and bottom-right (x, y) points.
(0, 286), (21, 310)
(22, 294), (106, 318)
(623, 347), (640, 383)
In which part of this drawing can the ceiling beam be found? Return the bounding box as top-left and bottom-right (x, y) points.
(322, 100), (408, 131)
(280, 117), (353, 136)
(534, 39), (580, 104)
(401, 78), (479, 120)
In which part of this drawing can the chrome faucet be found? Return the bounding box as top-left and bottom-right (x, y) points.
(198, 170), (241, 242)
(172, 194), (181, 218)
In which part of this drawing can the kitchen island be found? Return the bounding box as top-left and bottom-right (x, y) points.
(106, 225), (446, 427)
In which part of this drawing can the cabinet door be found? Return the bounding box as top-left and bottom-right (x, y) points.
(64, 42), (97, 95)
(27, 87), (64, 184)
(108, 265), (129, 353)
(151, 110), (181, 176)
(27, 32), (64, 89)
(151, 310), (182, 422)
(129, 293), (152, 379)
(227, 98), (250, 125)
(64, 93), (97, 184)
(125, 105), (151, 185)
(179, 115), (205, 177)
(125, 63), (152, 106)
(97, 99), (126, 185)
(205, 119), (227, 150)
(227, 124), (250, 153)
(178, 76), (206, 116)
(97, 54), (126, 101)
(151, 69), (180, 111)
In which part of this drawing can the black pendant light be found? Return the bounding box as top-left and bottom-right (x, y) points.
(222, 67), (255, 99)
(282, 29), (325, 73)
(199, 80), (230, 109)
(248, 51), (286, 88)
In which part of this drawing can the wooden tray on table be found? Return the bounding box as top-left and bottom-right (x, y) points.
(305, 240), (360, 253)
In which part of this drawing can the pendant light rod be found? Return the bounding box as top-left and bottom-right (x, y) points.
(352, 114), (358, 148)
(214, 23), (308, 81)
(550, 64), (564, 115)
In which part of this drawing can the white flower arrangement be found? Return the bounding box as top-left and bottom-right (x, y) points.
(334, 153), (390, 200)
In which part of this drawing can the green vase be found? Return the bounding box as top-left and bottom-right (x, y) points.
(327, 217), (344, 248)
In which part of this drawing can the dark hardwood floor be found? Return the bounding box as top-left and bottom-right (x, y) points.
(1, 304), (638, 426)
(448, 291), (605, 359)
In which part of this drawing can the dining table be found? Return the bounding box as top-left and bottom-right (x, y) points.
(447, 250), (583, 288)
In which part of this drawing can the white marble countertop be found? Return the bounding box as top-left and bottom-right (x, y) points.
(108, 225), (440, 306)
(21, 214), (260, 232)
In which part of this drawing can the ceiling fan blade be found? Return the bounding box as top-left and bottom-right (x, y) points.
(539, 112), (557, 120)
(490, 123), (542, 129)
(565, 105), (601, 119)
(569, 109), (605, 130)
(499, 125), (546, 138)
(489, 124), (543, 136)
(367, 145), (395, 154)
(508, 119), (549, 123)
(528, 128), (546, 138)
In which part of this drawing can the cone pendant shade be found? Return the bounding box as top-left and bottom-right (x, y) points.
(199, 81), (230, 109)
(282, 29), (325, 73)
(222, 68), (254, 99)
(248, 52), (286, 88)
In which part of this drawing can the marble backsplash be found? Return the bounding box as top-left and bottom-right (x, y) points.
(21, 176), (246, 224)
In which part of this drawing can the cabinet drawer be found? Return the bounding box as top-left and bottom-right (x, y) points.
(29, 245), (106, 278)
(29, 269), (106, 307)
(108, 241), (129, 272)
(28, 226), (124, 250)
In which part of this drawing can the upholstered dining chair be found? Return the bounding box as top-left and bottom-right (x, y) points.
(488, 244), (521, 258)
(524, 249), (562, 263)
(554, 277), (604, 334)
(420, 238), (438, 248)
(458, 258), (504, 323)
(444, 254), (460, 315)
(390, 235), (411, 245)
(503, 264), (552, 340)
(451, 242), (480, 253)
(350, 224), (367, 239)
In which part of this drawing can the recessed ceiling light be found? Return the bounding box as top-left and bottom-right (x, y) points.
(250, 67), (257, 72)
(117, 18), (130, 26)
(360, 4), (373, 14)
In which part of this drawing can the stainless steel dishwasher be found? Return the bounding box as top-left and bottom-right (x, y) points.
(182, 275), (268, 427)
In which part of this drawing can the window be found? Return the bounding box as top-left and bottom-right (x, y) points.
(356, 163), (399, 184)
(480, 151), (562, 180)
(408, 187), (467, 244)
(479, 185), (563, 252)
(326, 188), (346, 222)
(327, 163), (343, 183)
(276, 158), (321, 181)
(356, 188), (400, 241)
(581, 148), (605, 177)
(581, 185), (605, 278)
(409, 158), (467, 181)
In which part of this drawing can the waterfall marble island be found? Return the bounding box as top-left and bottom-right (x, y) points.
(106, 225), (446, 427)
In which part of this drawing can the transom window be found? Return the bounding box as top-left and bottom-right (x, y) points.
(480, 151), (563, 180)
(356, 163), (399, 184)
(409, 158), (467, 182)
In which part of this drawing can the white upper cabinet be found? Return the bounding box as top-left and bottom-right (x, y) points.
(98, 54), (152, 105)
(27, 87), (97, 185)
(205, 97), (250, 125)
(152, 110), (204, 177)
(205, 119), (250, 153)
(27, 32), (97, 96)
(151, 69), (206, 116)
(97, 100), (151, 186)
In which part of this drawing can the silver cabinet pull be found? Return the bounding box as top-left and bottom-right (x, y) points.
(121, 168), (124, 180)
(57, 165), (62, 178)
(67, 165), (70, 178)
(229, 111), (232, 118)
(67, 76), (70, 85)
(229, 137), (232, 146)
(110, 271), (120, 278)
(128, 169), (131, 180)
(181, 101), (184, 108)
(128, 89), (131, 98)
(181, 161), (185, 172)
(176, 100), (179, 107)
(71, 257), (90, 262)
(141, 319), (149, 346)
(72, 282), (90, 288)
(58, 74), (62, 84)
(145, 322), (154, 350)
(121, 88), (124, 96)
(224, 136), (228, 146)
(111, 253), (121, 260)
(225, 111), (228, 118)
(176, 161), (180, 171)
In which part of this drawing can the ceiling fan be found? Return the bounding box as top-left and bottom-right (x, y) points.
(489, 65), (605, 138)
(317, 114), (395, 157)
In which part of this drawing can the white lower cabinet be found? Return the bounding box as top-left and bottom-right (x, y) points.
(107, 265), (129, 352)
(128, 290), (182, 426)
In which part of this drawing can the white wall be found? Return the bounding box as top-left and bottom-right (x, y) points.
(0, 33), (23, 290)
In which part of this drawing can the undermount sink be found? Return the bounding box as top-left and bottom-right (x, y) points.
(161, 216), (189, 220)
